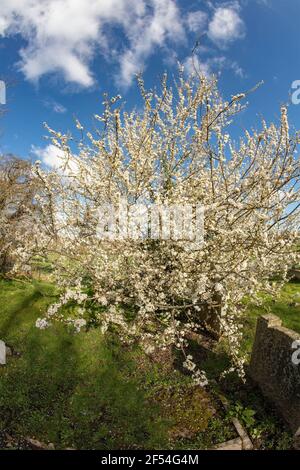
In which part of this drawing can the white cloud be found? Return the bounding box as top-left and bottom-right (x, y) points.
(0, 0), (185, 88)
(117, 0), (185, 87)
(186, 11), (208, 33)
(52, 102), (67, 114)
(43, 99), (67, 114)
(230, 61), (245, 78)
(184, 55), (244, 79)
(32, 143), (81, 175)
(208, 3), (245, 47)
(0, 1), (247, 89)
(31, 144), (65, 168)
(183, 56), (212, 78)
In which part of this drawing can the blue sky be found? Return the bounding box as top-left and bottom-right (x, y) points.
(0, 0), (300, 167)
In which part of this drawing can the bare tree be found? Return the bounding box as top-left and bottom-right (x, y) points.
(0, 155), (39, 273)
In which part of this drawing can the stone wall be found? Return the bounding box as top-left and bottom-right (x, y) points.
(249, 314), (300, 437)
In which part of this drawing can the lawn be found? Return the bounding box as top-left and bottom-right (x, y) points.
(0, 278), (299, 450)
(241, 281), (300, 357)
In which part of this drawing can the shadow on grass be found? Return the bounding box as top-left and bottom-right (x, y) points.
(0, 281), (170, 449)
(0, 318), (168, 449)
(0, 288), (42, 338)
(176, 336), (231, 381)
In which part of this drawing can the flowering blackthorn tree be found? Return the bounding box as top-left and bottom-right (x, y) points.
(22, 70), (300, 382)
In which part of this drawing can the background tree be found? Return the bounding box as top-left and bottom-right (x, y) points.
(0, 154), (40, 274)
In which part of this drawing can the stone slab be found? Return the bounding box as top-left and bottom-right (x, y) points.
(215, 438), (243, 450)
(249, 314), (300, 435)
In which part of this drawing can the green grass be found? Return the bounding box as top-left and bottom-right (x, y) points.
(241, 281), (300, 357)
(1, 278), (299, 450)
(0, 279), (228, 450)
(0, 279), (169, 449)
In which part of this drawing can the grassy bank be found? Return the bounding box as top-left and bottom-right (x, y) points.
(0, 278), (299, 449)
(0, 279), (232, 450)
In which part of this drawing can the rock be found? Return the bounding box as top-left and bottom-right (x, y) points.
(215, 438), (243, 450)
(293, 429), (300, 450)
(25, 437), (55, 450)
(0, 340), (6, 365)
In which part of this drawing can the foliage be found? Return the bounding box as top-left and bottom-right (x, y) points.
(228, 402), (256, 428)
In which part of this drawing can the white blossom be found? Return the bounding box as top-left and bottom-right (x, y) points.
(21, 70), (300, 380)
